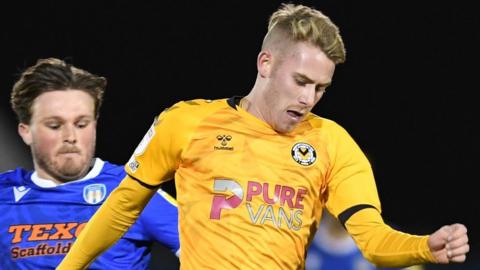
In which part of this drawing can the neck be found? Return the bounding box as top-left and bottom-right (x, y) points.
(241, 93), (265, 122)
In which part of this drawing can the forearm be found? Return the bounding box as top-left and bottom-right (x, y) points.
(345, 207), (436, 268)
(57, 176), (157, 269)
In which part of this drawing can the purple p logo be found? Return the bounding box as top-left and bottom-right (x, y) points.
(210, 179), (243, 219)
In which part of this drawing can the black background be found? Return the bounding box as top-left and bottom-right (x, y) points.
(1, 1), (478, 269)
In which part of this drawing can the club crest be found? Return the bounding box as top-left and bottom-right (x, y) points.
(83, 184), (107, 204)
(291, 142), (317, 166)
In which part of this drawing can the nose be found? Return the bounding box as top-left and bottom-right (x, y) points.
(62, 124), (77, 144)
(298, 85), (316, 107)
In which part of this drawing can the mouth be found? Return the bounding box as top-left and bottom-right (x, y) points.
(286, 110), (304, 121)
(58, 149), (81, 156)
(58, 152), (80, 157)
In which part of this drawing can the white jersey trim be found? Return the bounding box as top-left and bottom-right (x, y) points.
(31, 158), (105, 188)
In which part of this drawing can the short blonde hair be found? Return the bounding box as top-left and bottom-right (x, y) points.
(263, 3), (346, 64)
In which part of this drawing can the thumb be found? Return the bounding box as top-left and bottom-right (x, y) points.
(428, 225), (452, 264)
(431, 225), (451, 247)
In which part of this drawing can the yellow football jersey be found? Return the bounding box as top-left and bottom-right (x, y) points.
(125, 97), (381, 270)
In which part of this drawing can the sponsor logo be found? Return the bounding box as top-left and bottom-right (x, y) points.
(127, 121), (156, 172)
(11, 242), (73, 259)
(128, 160), (140, 173)
(210, 179), (307, 230)
(8, 222), (86, 259)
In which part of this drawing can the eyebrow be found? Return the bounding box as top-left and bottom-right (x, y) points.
(294, 73), (331, 87)
(41, 115), (94, 122)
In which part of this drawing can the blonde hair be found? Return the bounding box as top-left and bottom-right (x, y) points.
(263, 3), (346, 64)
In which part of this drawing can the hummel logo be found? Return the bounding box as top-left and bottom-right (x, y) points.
(214, 135), (234, 151)
(216, 135), (232, 146)
(13, 186), (31, 202)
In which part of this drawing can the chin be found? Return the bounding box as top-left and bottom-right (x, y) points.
(59, 160), (87, 175)
(58, 167), (87, 180)
(283, 123), (298, 133)
(275, 127), (293, 134)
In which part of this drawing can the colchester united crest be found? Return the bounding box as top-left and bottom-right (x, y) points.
(291, 142), (316, 166)
(83, 184), (107, 204)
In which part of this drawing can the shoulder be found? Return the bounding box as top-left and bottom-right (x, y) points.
(0, 168), (30, 186)
(71, 159), (127, 189)
(0, 168), (30, 203)
(155, 98), (229, 136)
(170, 98), (228, 110)
(161, 98), (229, 120)
(100, 160), (126, 178)
(305, 113), (347, 133)
(302, 113), (359, 149)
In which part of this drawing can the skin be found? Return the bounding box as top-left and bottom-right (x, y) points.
(429, 224), (469, 263)
(244, 40), (470, 263)
(244, 41), (335, 134)
(18, 90), (97, 184)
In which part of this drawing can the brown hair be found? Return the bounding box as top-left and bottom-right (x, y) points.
(11, 58), (107, 123)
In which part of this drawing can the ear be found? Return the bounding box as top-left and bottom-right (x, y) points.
(257, 50), (273, 78)
(18, 123), (33, 145)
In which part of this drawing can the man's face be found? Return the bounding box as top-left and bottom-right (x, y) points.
(19, 90), (97, 183)
(261, 42), (336, 134)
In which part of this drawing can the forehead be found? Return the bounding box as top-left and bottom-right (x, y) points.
(277, 42), (335, 81)
(31, 90), (95, 120)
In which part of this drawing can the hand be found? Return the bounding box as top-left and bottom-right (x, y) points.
(428, 223), (469, 263)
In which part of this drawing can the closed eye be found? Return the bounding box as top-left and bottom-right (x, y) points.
(315, 85), (327, 93)
(76, 120), (91, 128)
(295, 78), (307, 86)
(47, 123), (61, 130)
(294, 73), (330, 93)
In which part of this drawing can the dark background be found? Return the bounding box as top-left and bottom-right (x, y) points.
(1, 1), (478, 269)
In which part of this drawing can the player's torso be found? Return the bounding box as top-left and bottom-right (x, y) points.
(0, 165), (150, 270)
(176, 102), (331, 269)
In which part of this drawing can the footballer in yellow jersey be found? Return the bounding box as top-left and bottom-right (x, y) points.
(126, 97), (384, 269)
(58, 3), (468, 269)
(123, 97), (432, 269)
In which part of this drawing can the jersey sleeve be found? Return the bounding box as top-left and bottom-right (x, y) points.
(345, 208), (435, 267)
(324, 122), (382, 222)
(125, 101), (193, 186)
(323, 123), (435, 267)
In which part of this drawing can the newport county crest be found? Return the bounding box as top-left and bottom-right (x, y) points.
(291, 142), (317, 166)
(83, 184), (107, 204)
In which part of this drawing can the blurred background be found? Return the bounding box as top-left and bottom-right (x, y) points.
(1, 1), (478, 269)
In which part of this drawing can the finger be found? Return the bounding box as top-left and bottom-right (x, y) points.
(448, 224), (467, 241)
(436, 225), (452, 242)
(429, 225), (452, 251)
(447, 243), (470, 258)
(446, 234), (469, 249)
(449, 254), (467, 263)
